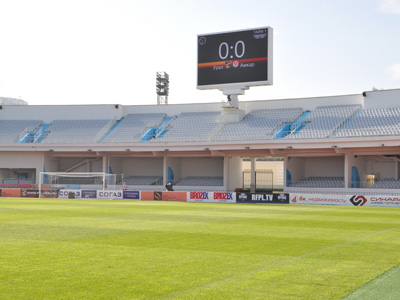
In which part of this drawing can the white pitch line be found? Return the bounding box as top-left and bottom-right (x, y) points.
(163, 224), (400, 299)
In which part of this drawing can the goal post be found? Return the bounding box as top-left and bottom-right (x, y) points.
(39, 172), (117, 198)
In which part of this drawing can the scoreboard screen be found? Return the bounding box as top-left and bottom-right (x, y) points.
(197, 27), (273, 90)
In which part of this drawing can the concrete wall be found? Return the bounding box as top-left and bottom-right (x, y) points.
(2, 89), (386, 122)
(347, 154), (368, 185)
(166, 157), (182, 181)
(304, 157), (344, 178)
(180, 157), (223, 178)
(364, 89), (400, 109)
(122, 157), (163, 177)
(0, 152), (43, 182)
(286, 157), (306, 182)
(240, 93), (364, 113)
(367, 157), (396, 180)
(226, 156), (242, 191)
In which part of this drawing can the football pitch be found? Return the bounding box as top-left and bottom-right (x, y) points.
(1, 198), (400, 299)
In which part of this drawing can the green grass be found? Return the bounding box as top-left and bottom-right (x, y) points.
(1, 198), (400, 299)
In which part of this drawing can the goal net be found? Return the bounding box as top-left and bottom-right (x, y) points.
(39, 172), (117, 198)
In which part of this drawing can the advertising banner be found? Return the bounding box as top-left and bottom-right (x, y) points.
(290, 193), (400, 207)
(123, 190), (140, 200)
(162, 191), (187, 202)
(0, 188), (22, 197)
(40, 189), (59, 198)
(81, 190), (97, 199)
(97, 190), (123, 200)
(290, 194), (350, 206)
(58, 189), (83, 199)
(0, 184), (37, 189)
(236, 193), (289, 204)
(187, 192), (236, 203)
(350, 195), (400, 207)
(21, 189), (39, 198)
(141, 191), (162, 201)
(141, 191), (186, 201)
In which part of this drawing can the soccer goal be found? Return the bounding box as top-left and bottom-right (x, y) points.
(39, 172), (117, 198)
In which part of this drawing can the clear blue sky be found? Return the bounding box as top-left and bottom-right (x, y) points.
(0, 0), (399, 106)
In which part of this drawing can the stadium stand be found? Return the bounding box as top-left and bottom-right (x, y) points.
(3, 89), (400, 196)
(121, 175), (163, 186)
(0, 120), (42, 143)
(212, 108), (302, 141)
(287, 105), (361, 139)
(289, 177), (345, 188)
(41, 119), (111, 144)
(154, 112), (221, 142)
(102, 113), (166, 143)
(174, 176), (224, 186)
(368, 178), (400, 189)
(335, 107), (400, 137)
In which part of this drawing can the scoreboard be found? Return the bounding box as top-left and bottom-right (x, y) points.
(197, 27), (273, 90)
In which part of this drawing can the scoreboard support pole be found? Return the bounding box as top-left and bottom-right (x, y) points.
(220, 85), (248, 108)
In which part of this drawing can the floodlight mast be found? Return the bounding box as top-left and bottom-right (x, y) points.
(156, 72), (169, 105)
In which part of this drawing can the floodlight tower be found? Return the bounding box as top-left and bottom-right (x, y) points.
(156, 72), (169, 105)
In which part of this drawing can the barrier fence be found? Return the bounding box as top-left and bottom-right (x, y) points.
(1, 188), (400, 207)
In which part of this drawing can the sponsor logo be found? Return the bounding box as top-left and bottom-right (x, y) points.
(82, 190), (97, 199)
(123, 191), (140, 200)
(291, 195), (306, 202)
(350, 195), (368, 206)
(277, 194), (287, 201)
(225, 61), (232, 69)
(98, 191), (122, 198)
(59, 190), (81, 197)
(233, 60), (239, 68)
(154, 191), (162, 201)
(369, 197), (400, 206)
(190, 192), (209, 200)
(251, 194), (273, 201)
(214, 192), (233, 200)
(238, 193), (248, 200)
(199, 36), (206, 45)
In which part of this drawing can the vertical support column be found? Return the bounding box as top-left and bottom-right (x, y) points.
(250, 157), (256, 193)
(40, 152), (45, 185)
(394, 158), (398, 179)
(344, 153), (349, 189)
(102, 154), (108, 174)
(224, 157), (229, 191)
(163, 156), (168, 187)
(102, 154), (108, 189)
(283, 156), (288, 189)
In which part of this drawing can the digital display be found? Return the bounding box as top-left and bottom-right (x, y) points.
(197, 27), (273, 89)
